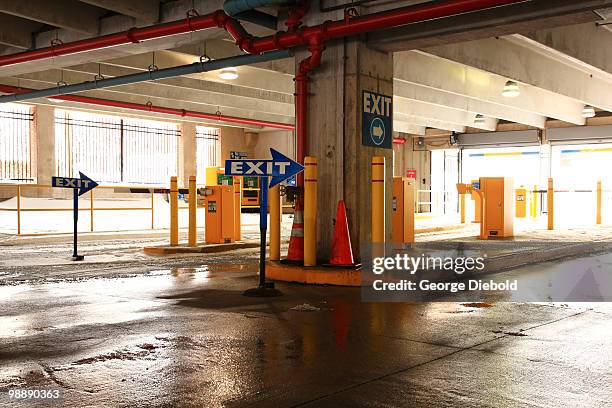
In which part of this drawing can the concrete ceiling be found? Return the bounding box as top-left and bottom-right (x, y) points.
(0, 0), (612, 134)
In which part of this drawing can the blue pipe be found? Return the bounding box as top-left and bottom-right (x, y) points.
(224, 0), (292, 30)
(0, 50), (292, 104)
(223, 0), (289, 16)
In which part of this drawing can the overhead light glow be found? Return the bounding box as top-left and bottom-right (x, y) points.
(581, 105), (596, 118)
(502, 80), (520, 98)
(48, 98), (64, 103)
(219, 67), (238, 80)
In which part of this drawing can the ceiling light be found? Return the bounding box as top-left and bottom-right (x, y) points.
(474, 113), (485, 124)
(502, 80), (520, 98)
(581, 105), (596, 118)
(218, 67), (238, 80)
(47, 98), (63, 103)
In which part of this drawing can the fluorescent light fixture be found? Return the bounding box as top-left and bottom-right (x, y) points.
(48, 98), (63, 103)
(502, 80), (520, 98)
(218, 67), (238, 80)
(474, 114), (485, 124)
(581, 105), (596, 118)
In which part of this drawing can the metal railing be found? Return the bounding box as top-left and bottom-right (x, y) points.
(0, 182), (158, 236)
(416, 189), (458, 215)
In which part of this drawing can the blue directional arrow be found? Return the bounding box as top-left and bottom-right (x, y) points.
(225, 148), (304, 188)
(78, 172), (98, 196)
(52, 172), (99, 196)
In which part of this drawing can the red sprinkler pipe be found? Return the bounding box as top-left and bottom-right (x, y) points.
(0, 11), (234, 67)
(294, 37), (324, 186)
(0, 1), (524, 68)
(226, 0), (526, 54)
(0, 84), (295, 130)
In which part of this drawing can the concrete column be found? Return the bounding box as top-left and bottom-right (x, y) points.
(32, 105), (55, 197)
(179, 122), (197, 187)
(301, 40), (393, 261)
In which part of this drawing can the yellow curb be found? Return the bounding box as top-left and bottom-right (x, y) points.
(144, 242), (259, 255)
(266, 261), (362, 286)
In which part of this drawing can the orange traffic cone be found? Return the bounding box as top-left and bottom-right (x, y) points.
(286, 199), (304, 262)
(329, 200), (356, 266)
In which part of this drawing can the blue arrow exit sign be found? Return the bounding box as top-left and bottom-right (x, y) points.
(362, 90), (392, 149)
(225, 148), (304, 188)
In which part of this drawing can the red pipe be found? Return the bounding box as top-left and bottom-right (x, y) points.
(0, 12), (235, 67)
(229, 0), (526, 54)
(0, 1), (524, 68)
(0, 84), (295, 130)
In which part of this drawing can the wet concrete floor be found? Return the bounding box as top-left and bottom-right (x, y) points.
(1, 245), (611, 407)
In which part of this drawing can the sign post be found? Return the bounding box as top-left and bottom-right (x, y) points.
(52, 172), (98, 261)
(226, 148), (304, 297)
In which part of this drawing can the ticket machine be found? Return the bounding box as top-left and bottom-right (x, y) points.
(457, 177), (514, 239)
(392, 177), (415, 245)
(205, 185), (235, 244)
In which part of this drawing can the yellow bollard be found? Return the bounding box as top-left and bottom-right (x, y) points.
(188, 176), (197, 246)
(547, 178), (554, 230)
(170, 176), (179, 246)
(597, 180), (602, 225)
(234, 178), (242, 241)
(406, 181), (415, 243)
(371, 156), (385, 244)
(460, 192), (466, 224)
(304, 157), (318, 267)
(531, 184), (538, 219)
(269, 184), (281, 261)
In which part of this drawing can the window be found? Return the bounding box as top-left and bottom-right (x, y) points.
(122, 118), (179, 184)
(55, 110), (179, 185)
(196, 126), (220, 182)
(0, 104), (33, 182)
(55, 110), (122, 183)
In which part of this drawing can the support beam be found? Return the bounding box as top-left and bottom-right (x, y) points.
(395, 97), (498, 131)
(521, 24), (612, 78)
(1, 77), (294, 128)
(367, 0), (611, 52)
(0, 0), (103, 35)
(0, 15), (43, 49)
(425, 36), (612, 114)
(395, 50), (586, 125)
(79, 0), (160, 23)
(13, 69), (294, 120)
(394, 79), (547, 128)
(394, 121), (426, 135)
(396, 112), (466, 133)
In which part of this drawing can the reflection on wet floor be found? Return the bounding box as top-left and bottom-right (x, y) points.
(0, 255), (611, 407)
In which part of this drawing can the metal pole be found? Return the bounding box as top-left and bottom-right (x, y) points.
(547, 178), (554, 230)
(72, 188), (84, 261)
(151, 190), (155, 229)
(90, 189), (94, 232)
(0, 51), (293, 104)
(259, 180), (269, 288)
(16, 185), (21, 235)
